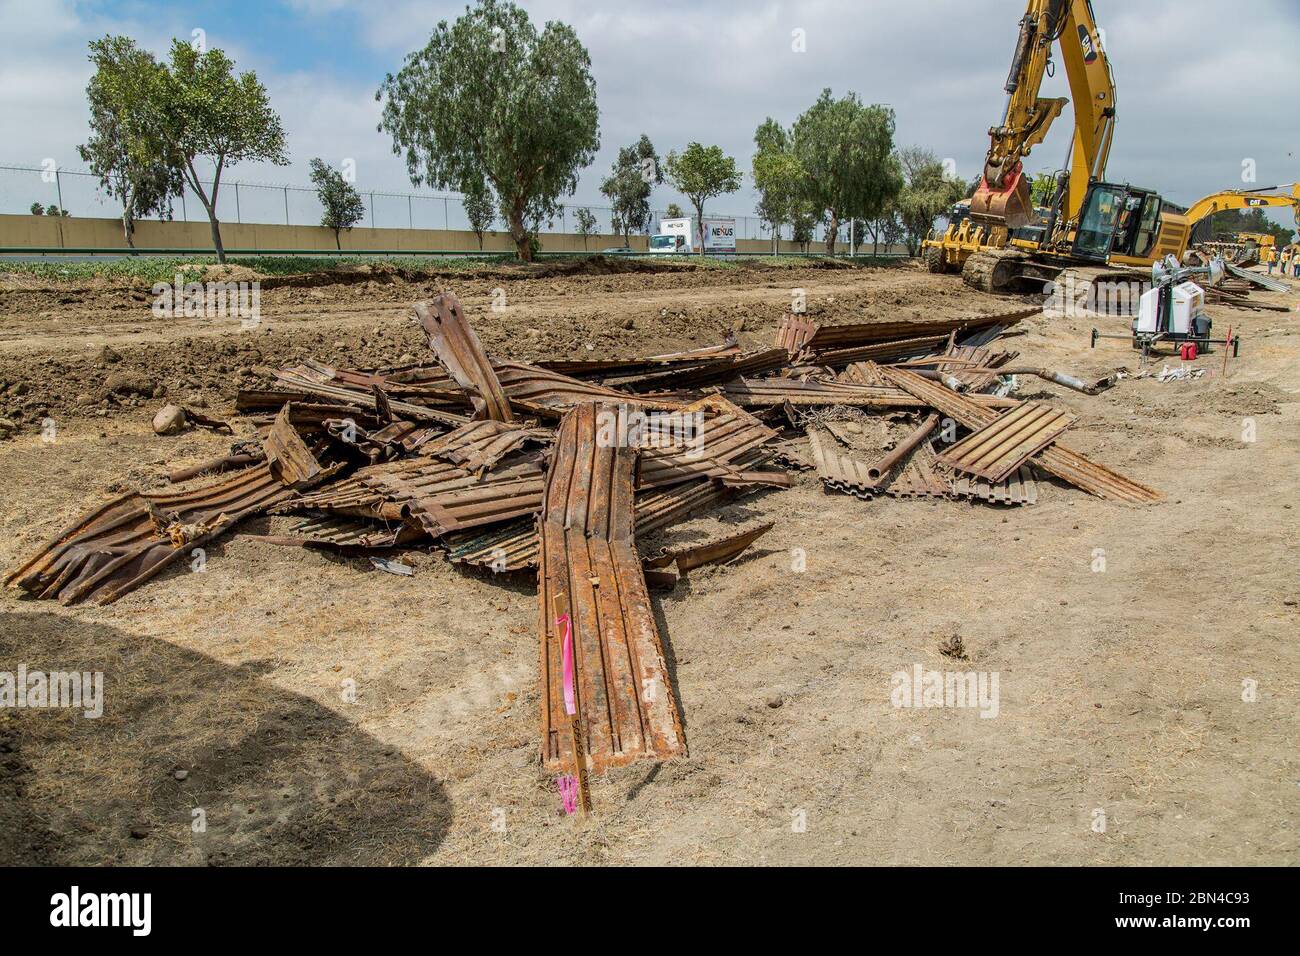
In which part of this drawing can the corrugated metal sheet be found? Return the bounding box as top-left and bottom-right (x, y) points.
(538, 403), (685, 774)
(880, 367), (1163, 503)
(936, 402), (1076, 483)
(775, 307), (1036, 356)
(951, 467), (1038, 506)
(7, 464), (293, 605)
(270, 367), (468, 425)
(724, 376), (924, 409)
(492, 361), (681, 414)
(806, 427), (879, 497)
(416, 293), (513, 422)
(263, 403), (338, 489)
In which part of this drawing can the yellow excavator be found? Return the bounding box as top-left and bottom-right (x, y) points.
(921, 0), (1297, 294)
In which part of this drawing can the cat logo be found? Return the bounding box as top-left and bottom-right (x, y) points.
(1246, 198), (1266, 206)
(1078, 25), (1098, 63)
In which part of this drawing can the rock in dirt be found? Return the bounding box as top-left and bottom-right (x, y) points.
(0, 418), (17, 438)
(102, 371), (155, 399)
(99, 345), (122, 364)
(152, 404), (188, 435)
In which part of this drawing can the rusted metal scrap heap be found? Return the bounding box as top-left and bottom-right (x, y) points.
(8, 293), (1161, 781)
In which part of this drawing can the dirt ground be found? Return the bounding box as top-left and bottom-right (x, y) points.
(0, 257), (1295, 866)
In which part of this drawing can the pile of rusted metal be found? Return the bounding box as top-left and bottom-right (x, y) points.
(7, 293), (1162, 787)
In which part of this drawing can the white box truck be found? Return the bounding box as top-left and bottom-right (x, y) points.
(650, 216), (736, 255)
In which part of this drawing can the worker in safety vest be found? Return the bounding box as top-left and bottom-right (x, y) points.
(1265, 244), (1277, 274)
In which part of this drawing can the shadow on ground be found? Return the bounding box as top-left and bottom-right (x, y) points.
(0, 610), (451, 865)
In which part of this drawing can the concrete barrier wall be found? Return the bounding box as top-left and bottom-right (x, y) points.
(0, 213), (907, 257)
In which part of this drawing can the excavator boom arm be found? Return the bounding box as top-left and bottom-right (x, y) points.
(1183, 184), (1300, 228)
(972, 0), (1116, 230)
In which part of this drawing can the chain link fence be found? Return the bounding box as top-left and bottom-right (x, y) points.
(1, 163), (848, 245)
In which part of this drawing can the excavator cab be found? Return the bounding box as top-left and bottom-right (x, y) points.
(1071, 183), (1162, 262)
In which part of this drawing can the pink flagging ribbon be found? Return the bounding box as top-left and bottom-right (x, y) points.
(556, 775), (578, 815)
(557, 612), (576, 716)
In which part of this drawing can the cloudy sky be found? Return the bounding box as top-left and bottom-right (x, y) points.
(2, 0), (1298, 229)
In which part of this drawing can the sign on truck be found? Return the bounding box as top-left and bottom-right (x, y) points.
(649, 216), (737, 255)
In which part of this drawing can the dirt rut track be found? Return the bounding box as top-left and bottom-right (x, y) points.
(0, 258), (1296, 866)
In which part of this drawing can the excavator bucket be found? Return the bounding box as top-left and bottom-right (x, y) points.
(969, 166), (1034, 230)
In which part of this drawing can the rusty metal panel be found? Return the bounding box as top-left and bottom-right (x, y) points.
(416, 293), (513, 422)
(644, 522), (773, 573)
(777, 308), (1035, 356)
(936, 402), (1076, 483)
(538, 403), (686, 774)
(264, 403), (332, 489)
(807, 334), (951, 369)
(406, 471), (546, 536)
(724, 376), (924, 409)
(638, 412), (778, 488)
(7, 464), (293, 605)
(612, 347), (789, 391)
(540, 338), (741, 377)
(882, 444), (953, 500)
(269, 368), (468, 425)
(491, 361), (681, 414)
(416, 419), (550, 471)
(806, 427), (879, 497)
(776, 313), (819, 353)
(951, 467), (1038, 506)
(880, 367), (1163, 503)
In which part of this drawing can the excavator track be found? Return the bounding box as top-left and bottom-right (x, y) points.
(961, 249), (1034, 293)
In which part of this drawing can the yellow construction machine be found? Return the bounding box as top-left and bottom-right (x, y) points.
(923, 0), (1203, 293)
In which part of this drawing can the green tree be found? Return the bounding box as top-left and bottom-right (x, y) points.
(45, 205), (70, 217)
(30, 203), (44, 215)
(574, 207), (597, 249)
(78, 36), (183, 248)
(1030, 170), (1058, 208)
(792, 89), (901, 255)
(895, 147), (967, 255)
(376, 0), (599, 261)
(752, 118), (805, 254)
(308, 158), (365, 250)
(462, 179), (496, 250)
(600, 134), (661, 246)
(791, 203), (819, 253)
(130, 40), (288, 262)
(665, 202), (684, 219)
(664, 142), (741, 256)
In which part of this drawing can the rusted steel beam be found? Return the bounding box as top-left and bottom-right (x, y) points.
(538, 403), (685, 774)
(416, 293), (513, 423)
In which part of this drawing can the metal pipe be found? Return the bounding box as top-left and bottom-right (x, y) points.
(865, 413), (940, 484)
